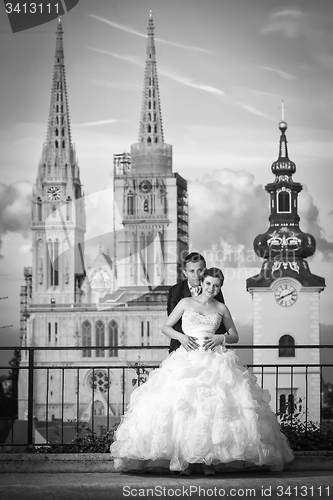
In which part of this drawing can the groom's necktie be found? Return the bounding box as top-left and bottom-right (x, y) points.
(190, 286), (201, 297)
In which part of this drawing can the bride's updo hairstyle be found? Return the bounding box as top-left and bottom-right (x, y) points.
(201, 267), (224, 286)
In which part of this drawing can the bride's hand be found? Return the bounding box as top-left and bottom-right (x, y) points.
(203, 334), (225, 351)
(180, 335), (199, 352)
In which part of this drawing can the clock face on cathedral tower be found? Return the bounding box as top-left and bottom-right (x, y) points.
(139, 180), (152, 193)
(47, 186), (61, 201)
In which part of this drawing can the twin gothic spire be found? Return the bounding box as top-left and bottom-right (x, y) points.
(138, 10), (164, 145)
(41, 16), (77, 177)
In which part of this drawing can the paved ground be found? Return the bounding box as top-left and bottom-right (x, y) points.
(0, 471), (332, 500)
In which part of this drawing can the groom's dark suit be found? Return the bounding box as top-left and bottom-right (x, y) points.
(167, 280), (226, 353)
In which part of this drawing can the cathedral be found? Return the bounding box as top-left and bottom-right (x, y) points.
(18, 13), (188, 423)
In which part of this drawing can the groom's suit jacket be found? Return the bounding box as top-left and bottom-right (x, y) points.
(167, 279), (227, 353)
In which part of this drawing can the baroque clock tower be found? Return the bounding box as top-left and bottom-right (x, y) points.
(246, 116), (325, 422)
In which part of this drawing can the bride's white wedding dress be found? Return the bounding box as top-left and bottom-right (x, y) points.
(110, 310), (294, 472)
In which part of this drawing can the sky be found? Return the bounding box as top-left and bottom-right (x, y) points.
(0, 0), (332, 374)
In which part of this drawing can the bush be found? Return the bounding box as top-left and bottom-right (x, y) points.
(279, 412), (333, 451)
(36, 421), (117, 454)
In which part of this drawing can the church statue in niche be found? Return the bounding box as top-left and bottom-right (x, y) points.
(88, 267), (113, 299)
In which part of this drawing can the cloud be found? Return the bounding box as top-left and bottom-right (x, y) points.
(89, 14), (213, 54)
(160, 68), (225, 96)
(73, 119), (119, 127)
(86, 46), (142, 66)
(86, 47), (225, 97)
(91, 79), (141, 91)
(0, 181), (33, 257)
(261, 10), (303, 38)
(188, 169), (268, 267)
(234, 102), (274, 120)
(233, 87), (282, 99)
(188, 169), (333, 268)
(260, 66), (298, 81)
(271, 10), (303, 19)
(298, 185), (333, 261)
(317, 54), (333, 71)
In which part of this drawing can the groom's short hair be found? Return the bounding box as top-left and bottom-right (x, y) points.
(183, 252), (206, 269)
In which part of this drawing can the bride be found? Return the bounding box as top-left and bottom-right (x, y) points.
(110, 267), (294, 474)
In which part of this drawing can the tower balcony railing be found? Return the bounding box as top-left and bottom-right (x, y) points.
(0, 344), (332, 450)
(123, 212), (168, 221)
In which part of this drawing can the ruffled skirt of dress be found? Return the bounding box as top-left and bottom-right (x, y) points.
(110, 347), (294, 473)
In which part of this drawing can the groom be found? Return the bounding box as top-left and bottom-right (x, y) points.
(167, 252), (226, 353)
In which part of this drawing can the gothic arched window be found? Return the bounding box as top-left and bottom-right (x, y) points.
(82, 321), (92, 358)
(148, 101), (151, 109)
(147, 137), (151, 144)
(109, 320), (118, 357)
(47, 239), (58, 287)
(279, 334), (295, 357)
(148, 125), (151, 133)
(37, 197), (42, 222)
(66, 197), (71, 221)
(95, 320), (105, 358)
(277, 190), (291, 212)
(55, 140), (58, 148)
(93, 400), (104, 416)
(127, 191), (134, 215)
(54, 239), (59, 286)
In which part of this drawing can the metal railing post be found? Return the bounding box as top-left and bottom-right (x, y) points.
(27, 348), (34, 447)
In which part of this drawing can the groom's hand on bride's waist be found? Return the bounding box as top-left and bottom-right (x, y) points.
(180, 335), (199, 352)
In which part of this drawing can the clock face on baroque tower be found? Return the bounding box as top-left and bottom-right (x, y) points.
(47, 186), (61, 201)
(274, 283), (298, 307)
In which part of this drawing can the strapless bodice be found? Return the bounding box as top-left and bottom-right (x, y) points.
(182, 310), (222, 347)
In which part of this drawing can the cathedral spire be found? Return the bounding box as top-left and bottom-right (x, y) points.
(138, 10), (164, 144)
(41, 16), (77, 174)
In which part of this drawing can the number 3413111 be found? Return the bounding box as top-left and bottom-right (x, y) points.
(276, 485), (330, 497)
(5, 3), (60, 14)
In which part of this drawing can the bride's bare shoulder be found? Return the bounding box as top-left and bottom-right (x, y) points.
(215, 302), (229, 315)
(178, 297), (191, 308)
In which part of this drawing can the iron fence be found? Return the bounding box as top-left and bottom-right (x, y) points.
(0, 344), (332, 450)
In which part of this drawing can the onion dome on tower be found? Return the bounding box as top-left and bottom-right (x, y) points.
(246, 117), (325, 288)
